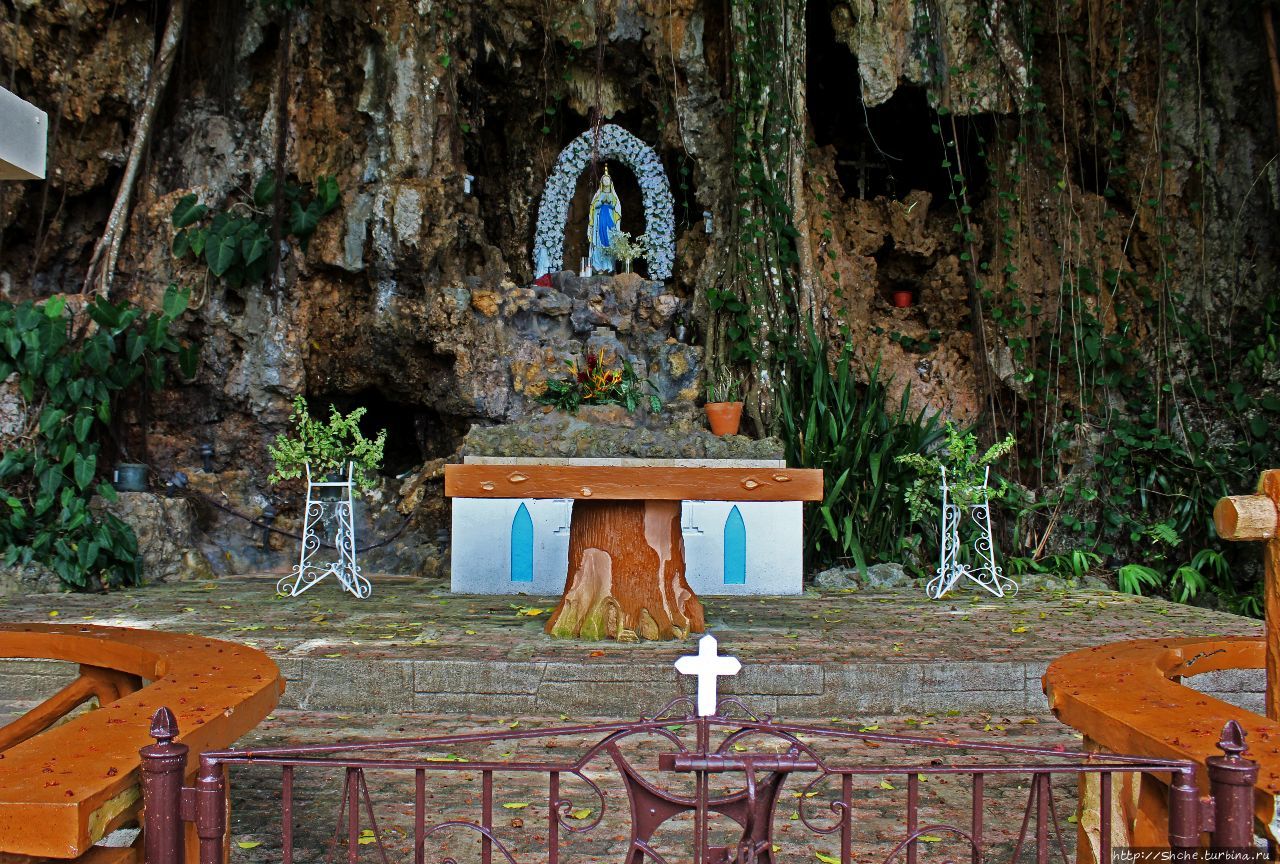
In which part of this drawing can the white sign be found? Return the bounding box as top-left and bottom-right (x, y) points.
(675, 634), (741, 717)
(0, 87), (47, 180)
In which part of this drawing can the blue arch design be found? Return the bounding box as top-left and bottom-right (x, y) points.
(510, 503), (534, 583)
(723, 506), (746, 585)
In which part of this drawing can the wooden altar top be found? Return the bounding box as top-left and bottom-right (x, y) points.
(444, 463), (823, 502)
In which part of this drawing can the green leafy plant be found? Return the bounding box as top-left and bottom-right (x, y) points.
(267, 396), (387, 489)
(1008, 549), (1102, 582)
(778, 331), (944, 574)
(0, 286), (193, 589)
(898, 423), (1016, 522)
(609, 231), (650, 273)
(1117, 563), (1164, 596)
(537, 350), (661, 415)
(171, 172), (339, 287)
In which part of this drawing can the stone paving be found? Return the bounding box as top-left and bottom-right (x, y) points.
(0, 574), (1262, 716)
(217, 707), (1089, 864)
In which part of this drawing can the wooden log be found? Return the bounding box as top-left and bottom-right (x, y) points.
(545, 500), (706, 641)
(1214, 494), (1278, 541)
(445, 464), (824, 502)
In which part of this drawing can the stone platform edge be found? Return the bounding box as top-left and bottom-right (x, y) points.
(0, 657), (1260, 718)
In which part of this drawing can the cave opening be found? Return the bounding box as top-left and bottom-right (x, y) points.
(307, 389), (468, 477)
(807, 1), (993, 205)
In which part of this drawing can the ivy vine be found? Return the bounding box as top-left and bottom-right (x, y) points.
(0, 287), (194, 589)
(171, 173), (339, 288)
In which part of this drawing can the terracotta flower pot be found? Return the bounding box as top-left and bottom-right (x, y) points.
(892, 289), (914, 308)
(705, 401), (744, 436)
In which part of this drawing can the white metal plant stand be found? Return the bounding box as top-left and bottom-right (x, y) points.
(276, 463), (371, 599)
(926, 466), (1017, 600)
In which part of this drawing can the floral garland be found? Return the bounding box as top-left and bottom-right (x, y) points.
(532, 124), (676, 280)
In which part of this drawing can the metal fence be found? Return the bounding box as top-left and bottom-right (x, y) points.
(140, 698), (1259, 864)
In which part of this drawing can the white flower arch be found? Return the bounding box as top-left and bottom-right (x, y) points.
(532, 124), (676, 280)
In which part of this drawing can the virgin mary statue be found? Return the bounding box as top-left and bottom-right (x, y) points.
(587, 167), (621, 272)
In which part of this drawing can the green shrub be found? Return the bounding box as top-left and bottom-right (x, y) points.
(267, 396), (387, 489)
(777, 331), (944, 574)
(897, 422), (1016, 520)
(0, 287), (193, 589)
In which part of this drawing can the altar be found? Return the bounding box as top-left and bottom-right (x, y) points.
(450, 456), (811, 597)
(446, 460), (823, 640)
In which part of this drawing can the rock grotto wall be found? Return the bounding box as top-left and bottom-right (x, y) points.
(2, 0), (1278, 578)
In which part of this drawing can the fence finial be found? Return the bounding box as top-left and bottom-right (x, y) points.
(1217, 719), (1247, 760)
(150, 706), (179, 743)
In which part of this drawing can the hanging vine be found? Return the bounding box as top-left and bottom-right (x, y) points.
(706, 0), (811, 431)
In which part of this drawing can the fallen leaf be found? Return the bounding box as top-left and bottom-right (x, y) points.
(48, 611), (59, 617)
(236, 841), (262, 850)
(816, 852), (841, 864)
(878, 779), (895, 790)
(1011, 625), (1028, 634)
(502, 802), (529, 810)
(919, 834), (943, 843)
(569, 808), (592, 820)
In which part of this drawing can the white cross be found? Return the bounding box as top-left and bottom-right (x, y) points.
(675, 634), (741, 717)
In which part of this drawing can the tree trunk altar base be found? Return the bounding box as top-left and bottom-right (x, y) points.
(546, 500), (705, 641)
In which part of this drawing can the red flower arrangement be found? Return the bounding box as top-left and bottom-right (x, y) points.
(538, 349), (661, 414)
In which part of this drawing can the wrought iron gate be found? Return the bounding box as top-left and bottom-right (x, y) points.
(139, 696), (1259, 864)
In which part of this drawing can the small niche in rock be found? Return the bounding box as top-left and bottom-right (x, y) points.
(873, 239), (928, 309)
(807, 3), (993, 204)
(1073, 139), (1112, 200)
(223, 287), (246, 317)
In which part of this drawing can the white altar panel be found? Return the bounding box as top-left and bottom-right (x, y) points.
(680, 500), (803, 595)
(450, 497), (573, 595)
(450, 497), (804, 597)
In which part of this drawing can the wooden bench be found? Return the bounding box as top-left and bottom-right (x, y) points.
(445, 464), (823, 641)
(0, 624), (283, 862)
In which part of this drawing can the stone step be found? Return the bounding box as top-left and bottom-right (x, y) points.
(0, 654), (1262, 718)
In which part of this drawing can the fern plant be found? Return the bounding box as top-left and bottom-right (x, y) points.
(897, 423), (1016, 521)
(267, 396), (386, 489)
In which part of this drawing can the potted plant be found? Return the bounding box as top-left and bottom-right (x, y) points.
(267, 396), (387, 498)
(704, 368), (744, 436)
(892, 289), (914, 308)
